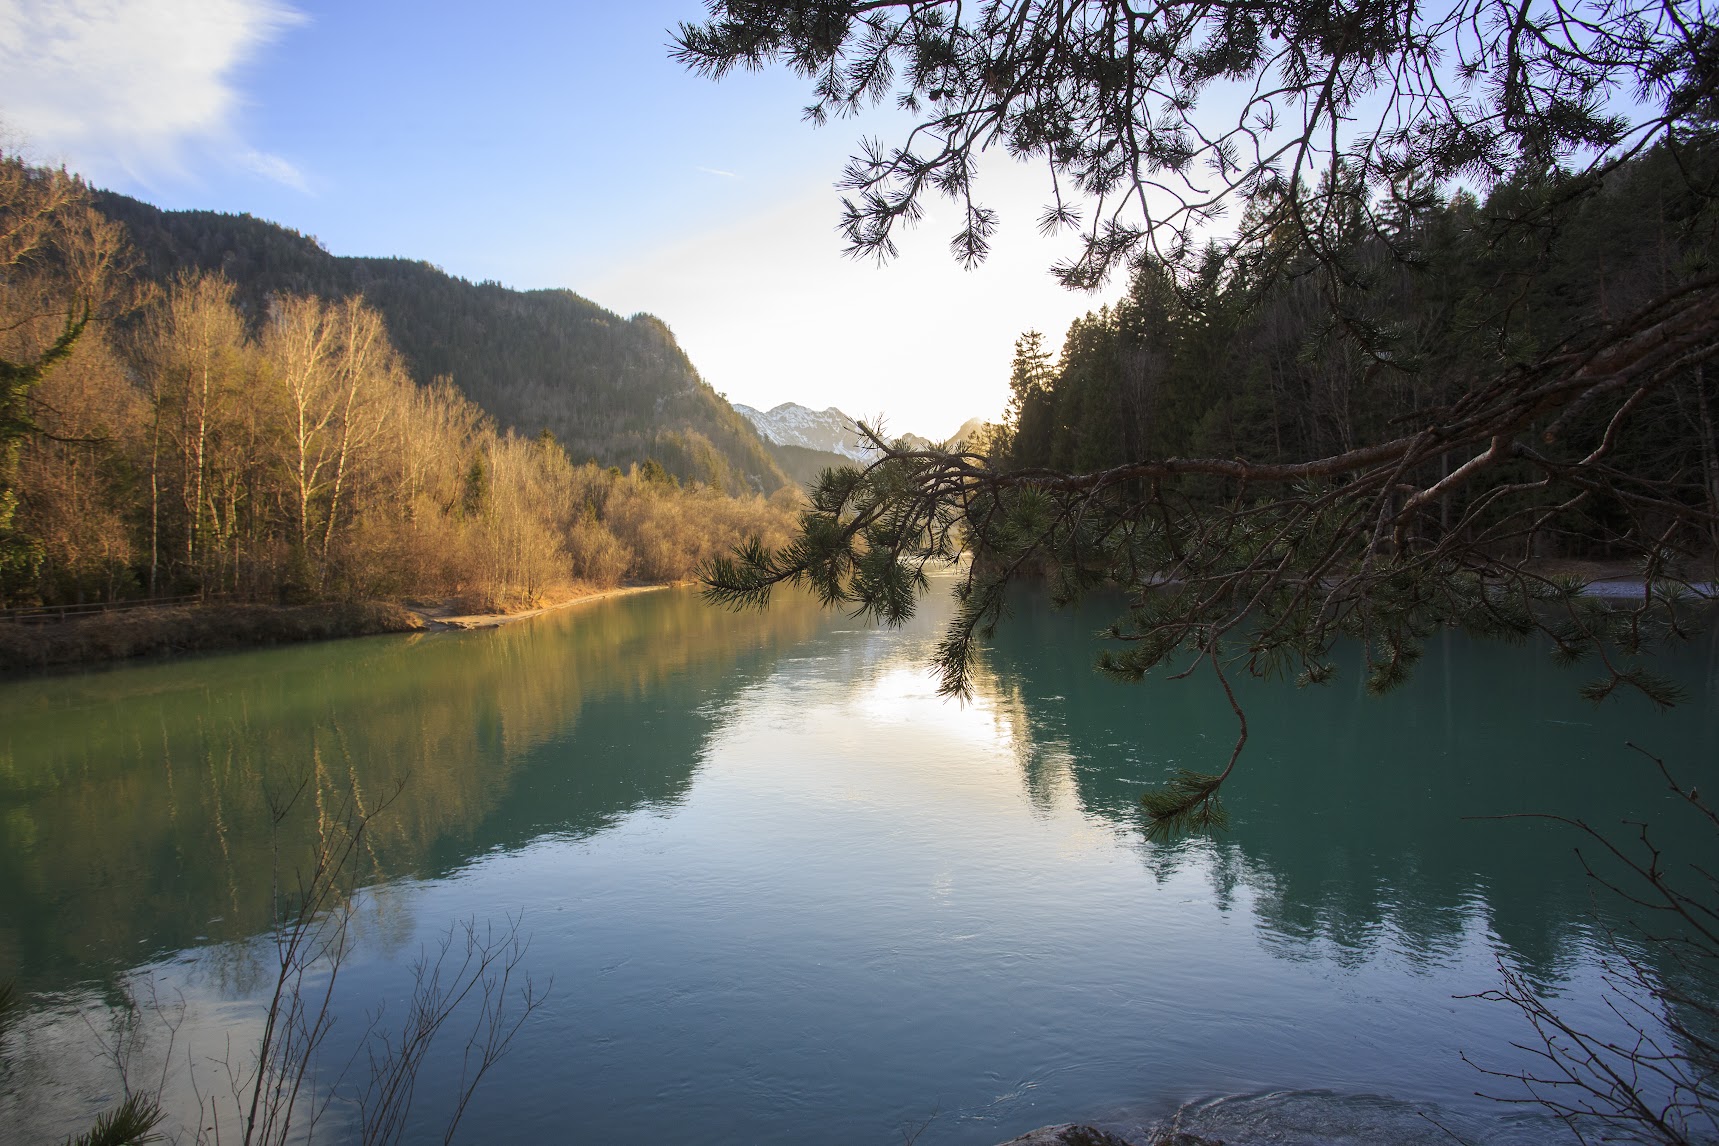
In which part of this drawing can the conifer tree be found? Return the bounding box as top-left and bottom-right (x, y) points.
(0, 157), (121, 604)
(0, 318), (84, 601)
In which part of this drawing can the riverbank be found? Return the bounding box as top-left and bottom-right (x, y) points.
(1524, 557), (1718, 599)
(0, 583), (673, 674)
(402, 583), (669, 630)
(0, 600), (423, 674)
(2, 567), (1708, 677)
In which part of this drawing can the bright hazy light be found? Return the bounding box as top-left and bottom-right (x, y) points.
(590, 158), (1116, 440)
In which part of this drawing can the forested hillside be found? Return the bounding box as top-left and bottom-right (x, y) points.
(0, 157), (796, 612)
(764, 442), (859, 488)
(983, 143), (1719, 559)
(92, 192), (788, 494)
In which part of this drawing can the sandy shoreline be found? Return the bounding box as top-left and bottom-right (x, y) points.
(404, 583), (673, 631)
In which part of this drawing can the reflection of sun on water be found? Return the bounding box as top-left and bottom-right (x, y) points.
(853, 664), (1008, 744)
(825, 659), (1104, 849)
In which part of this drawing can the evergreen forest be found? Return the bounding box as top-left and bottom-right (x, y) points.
(985, 144), (1719, 556)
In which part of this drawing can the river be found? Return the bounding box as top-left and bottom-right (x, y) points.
(2, 576), (1715, 1143)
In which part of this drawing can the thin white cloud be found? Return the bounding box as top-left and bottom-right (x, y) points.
(236, 146), (306, 191)
(0, 0), (304, 184)
(697, 166), (739, 179)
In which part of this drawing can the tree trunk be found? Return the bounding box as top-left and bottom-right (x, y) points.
(149, 402), (161, 596)
(1695, 364), (1718, 555)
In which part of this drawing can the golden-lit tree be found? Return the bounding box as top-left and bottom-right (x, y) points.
(0, 156), (131, 603)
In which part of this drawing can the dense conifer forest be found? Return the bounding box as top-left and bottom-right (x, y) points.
(928, 142), (1719, 587)
(0, 157), (796, 612)
(979, 143), (1719, 562)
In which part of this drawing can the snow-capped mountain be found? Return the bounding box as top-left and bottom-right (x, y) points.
(732, 402), (939, 460)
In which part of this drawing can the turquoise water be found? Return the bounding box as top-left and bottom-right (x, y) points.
(1, 578), (1715, 1143)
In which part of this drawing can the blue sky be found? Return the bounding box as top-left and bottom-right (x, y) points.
(0, 0), (1112, 438)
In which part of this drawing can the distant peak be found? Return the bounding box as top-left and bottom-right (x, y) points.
(732, 401), (973, 461)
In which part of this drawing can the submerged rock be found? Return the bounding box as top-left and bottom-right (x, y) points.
(995, 1128), (1224, 1146)
(996, 1128), (1139, 1146)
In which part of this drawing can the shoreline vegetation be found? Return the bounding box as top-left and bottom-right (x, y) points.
(5, 560), (1708, 677)
(0, 582), (673, 674)
(0, 157), (802, 645)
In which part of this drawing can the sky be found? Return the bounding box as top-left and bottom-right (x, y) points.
(0, 0), (1118, 440)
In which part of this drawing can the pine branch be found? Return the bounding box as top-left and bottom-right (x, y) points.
(63, 1094), (165, 1146)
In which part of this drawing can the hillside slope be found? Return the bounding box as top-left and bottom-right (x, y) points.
(94, 192), (788, 494)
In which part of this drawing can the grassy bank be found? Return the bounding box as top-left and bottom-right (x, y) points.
(0, 600), (425, 674)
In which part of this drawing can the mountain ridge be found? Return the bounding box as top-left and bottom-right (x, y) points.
(91, 192), (789, 495)
(732, 400), (969, 458)
(732, 401), (989, 486)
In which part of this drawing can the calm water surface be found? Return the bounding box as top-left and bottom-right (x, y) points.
(1, 578), (1716, 1144)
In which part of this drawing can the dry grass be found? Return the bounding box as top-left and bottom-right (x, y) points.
(0, 600), (424, 673)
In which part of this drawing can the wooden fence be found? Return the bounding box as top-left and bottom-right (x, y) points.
(0, 595), (206, 625)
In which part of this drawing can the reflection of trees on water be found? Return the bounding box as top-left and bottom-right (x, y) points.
(0, 589), (831, 993)
(977, 591), (1719, 981)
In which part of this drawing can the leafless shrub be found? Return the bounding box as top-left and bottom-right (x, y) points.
(1467, 748), (1719, 1144)
(354, 918), (545, 1146)
(16, 762), (549, 1146)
